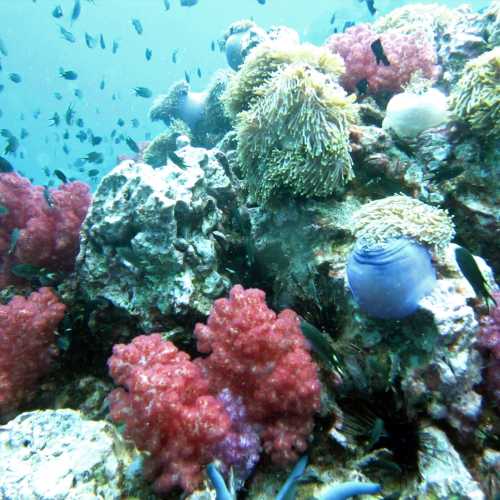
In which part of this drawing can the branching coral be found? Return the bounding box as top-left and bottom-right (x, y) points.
(222, 40), (345, 118)
(0, 288), (66, 415)
(325, 24), (439, 94)
(449, 47), (500, 140)
(236, 62), (358, 203)
(350, 194), (455, 255)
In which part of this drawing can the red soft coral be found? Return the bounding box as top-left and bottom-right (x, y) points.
(0, 172), (91, 287)
(0, 287), (65, 415)
(108, 334), (232, 494)
(325, 24), (440, 94)
(194, 285), (321, 464)
(477, 292), (500, 404)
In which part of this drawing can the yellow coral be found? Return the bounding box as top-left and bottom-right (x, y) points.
(351, 195), (455, 255)
(222, 40), (345, 118)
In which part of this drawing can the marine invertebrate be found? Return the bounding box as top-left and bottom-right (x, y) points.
(149, 80), (207, 128)
(347, 238), (437, 319)
(382, 88), (448, 139)
(236, 62), (358, 202)
(325, 23), (440, 94)
(195, 284), (321, 464)
(350, 194), (455, 255)
(477, 291), (500, 404)
(108, 334), (232, 494)
(449, 47), (500, 140)
(222, 40), (345, 118)
(142, 118), (191, 167)
(0, 287), (65, 415)
(316, 481), (382, 500)
(0, 172), (91, 287)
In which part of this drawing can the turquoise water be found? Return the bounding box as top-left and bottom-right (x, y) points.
(0, 0), (491, 185)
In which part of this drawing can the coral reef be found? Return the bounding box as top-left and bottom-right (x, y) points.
(236, 62), (358, 202)
(325, 23), (439, 94)
(449, 47), (500, 140)
(222, 40), (345, 118)
(0, 288), (65, 416)
(382, 88), (448, 139)
(350, 194), (455, 256)
(108, 334), (231, 494)
(195, 284), (322, 464)
(0, 172), (91, 287)
(477, 291), (500, 404)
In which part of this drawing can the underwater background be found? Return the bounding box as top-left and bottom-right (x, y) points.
(0, 1), (499, 499)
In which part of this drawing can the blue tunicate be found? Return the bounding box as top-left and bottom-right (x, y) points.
(347, 238), (436, 319)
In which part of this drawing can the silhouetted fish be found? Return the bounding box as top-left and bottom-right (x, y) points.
(132, 19), (143, 35)
(370, 38), (390, 66)
(133, 86), (152, 98)
(184, 71), (190, 83)
(70, 0), (81, 24)
(163, 0), (170, 10)
(0, 36), (8, 56)
(52, 5), (63, 18)
(9, 73), (21, 83)
(197, 67), (202, 78)
(85, 32), (97, 48)
(59, 68), (78, 80)
(0, 156), (14, 172)
(126, 136), (140, 153)
(145, 48), (152, 61)
(59, 25), (76, 43)
(172, 49), (178, 63)
(99, 33), (105, 49)
(112, 40), (119, 54)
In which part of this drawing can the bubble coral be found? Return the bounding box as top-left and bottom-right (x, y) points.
(236, 62), (358, 203)
(347, 238), (437, 319)
(194, 284), (321, 465)
(0, 172), (91, 287)
(350, 194), (455, 256)
(222, 40), (345, 118)
(108, 334), (232, 494)
(449, 47), (500, 140)
(325, 23), (440, 94)
(477, 291), (500, 404)
(0, 287), (65, 415)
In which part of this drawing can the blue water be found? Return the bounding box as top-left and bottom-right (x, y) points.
(0, 0), (491, 186)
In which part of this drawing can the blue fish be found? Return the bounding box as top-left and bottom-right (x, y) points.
(132, 18), (143, 35)
(70, 0), (81, 24)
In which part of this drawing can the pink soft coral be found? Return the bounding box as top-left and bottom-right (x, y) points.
(195, 284), (321, 464)
(0, 172), (91, 287)
(0, 287), (66, 415)
(477, 292), (500, 405)
(325, 24), (440, 94)
(108, 334), (231, 494)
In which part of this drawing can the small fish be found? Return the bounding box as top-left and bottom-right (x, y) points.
(59, 68), (78, 80)
(356, 78), (369, 95)
(54, 92), (63, 100)
(330, 13), (336, 24)
(342, 21), (355, 32)
(180, 0), (198, 6)
(76, 131), (87, 142)
(65, 104), (75, 126)
(99, 79), (105, 90)
(197, 67), (202, 78)
(145, 48), (152, 61)
(49, 112), (60, 126)
(111, 129), (117, 138)
(99, 33), (106, 49)
(53, 169), (68, 183)
(131, 118), (139, 128)
(0, 156), (14, 172)
(91, 135), (102, 146)
(70, 0), (81, 24)
(455, 246), (496, 308)
(9, 73), (21, 83)
(364, 0), (377, 16)
(184, 70), (190, 83)
(117, 118), (125, 127)
(125, 136), (140, 153)
(42, 186), (52, 210)
(63, 143), (70, 154)
(112, 40), (119, 54)
(163, 0), (170, 10)
(0, 36), (7, 56)
(33, 109), (41, 119)
(52, 5), (63, 18)
(85, 32), (97, 48)
(88, 168), (100, 177)
(20, 128), (29, 139)
(59, 25), (76, 43)
(83, 151), (103, 164)
(0, 203), (9, 216)
(210, 41), (215, 51)
(0, 129), (12, 138)
(74, 88), (83, 98)
(172, 49), (178, 63)
(426, 165), (465, 184)
(256, 0), (266, 4)
(132, 18), (143, 35)
(370, 38), (390, 66)
(76, 117), (84, 128)
(8, 228), (21, 255)
(133, 86), (152, 98)
(4, 136), (19, 155)
(63, 130), (70, 140)
(43, 166), (50, 176)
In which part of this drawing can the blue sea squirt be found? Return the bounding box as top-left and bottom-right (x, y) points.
(347, 238), (437, 319)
